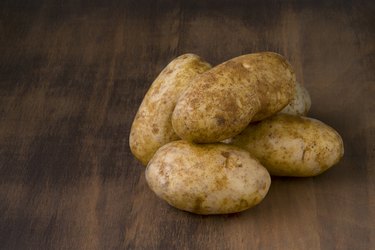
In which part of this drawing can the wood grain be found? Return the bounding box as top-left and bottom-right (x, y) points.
(0, 0), (374, 249)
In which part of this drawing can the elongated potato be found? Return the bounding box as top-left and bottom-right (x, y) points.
(129, 54), (211, 165)
(172, 52), (296, 143)
(146, 140), (271, 214)
(280, 82), (311, 116)
(231, 114), (344, 177)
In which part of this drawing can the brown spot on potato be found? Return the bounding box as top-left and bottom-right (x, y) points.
(202, 83), (212, 89)
(302, 148), (306, 161)
(162, 180), (170, 188)
(223, 157), (230, 169)
(215, 115), (226, 125)
(222, 98), (239, 113)
(221, 198), (229, 206)
(165, 69), (173, 74)
(221, 151), (230, 158)
(252, 196), (259, 204)
(240, 199), (249, 209)
(158, 162), (165, 176)
(152, 124), (159, 134)
(214, 176), (228, 190)
(193, 197), (205, 213)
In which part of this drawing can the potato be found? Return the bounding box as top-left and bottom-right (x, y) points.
(146, 140), (271, 214)
(230, 114), (344, 177)
(280, 82), (311, 116)
(172, 52), (296, 143)
(129, 54), (211, 165)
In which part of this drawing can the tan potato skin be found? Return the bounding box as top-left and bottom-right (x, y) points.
(146, 141), (271, 214)
(172, 52), (296, 143)
(230, 114), (344, 177)
(129, 54), (211, 165)
(280, 82), (311, 116)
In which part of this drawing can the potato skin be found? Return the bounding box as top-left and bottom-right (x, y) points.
(280, 82), (311, 116)
(129, 54), (211, 165)
(146, 141), (271, 214)
(172, 52), (296, 143)
(231, 114), (344, 177)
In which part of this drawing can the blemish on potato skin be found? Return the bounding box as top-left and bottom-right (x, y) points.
(239, 199), (249, 209)
(193, 197), (205, 213)
(215, 115), (226, 126)
(252, 196), (259, 204)
(164, 69), (173, 74)
(222, 98), (240, 114)
(202, 83), (213, 89)
(221, 151), (230, 158)
(301, 148), (307, 161)
(214, 176), (228, 190)
(152, 124), (159, 134)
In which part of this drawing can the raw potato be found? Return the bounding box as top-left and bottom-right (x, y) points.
(280, 82), (311, 116)
(231, 114), (344, 177)
(129, 54), (211, 165)
(146, 141), (271, 214)
(172, 52), (296, 143)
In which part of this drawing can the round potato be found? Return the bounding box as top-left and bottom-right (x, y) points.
(146, 140), (271, 214)
(172, 52), (296, 143)
(129, 54), (211, 165)
(280, 82), (311, 116)
(231, 114), (344, 177)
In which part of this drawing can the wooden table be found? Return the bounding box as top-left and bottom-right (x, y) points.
(1, 1), (374, 249)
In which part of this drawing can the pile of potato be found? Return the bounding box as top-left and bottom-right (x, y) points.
(129, 53), (344, 215)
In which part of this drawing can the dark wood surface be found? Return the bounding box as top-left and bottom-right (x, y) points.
(0, 1), (374, 249)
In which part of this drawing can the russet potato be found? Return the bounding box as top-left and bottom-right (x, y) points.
(146, 141), (271, 214)
(129, 54), (211, 165)
(231, 114), (344, 177)
(280, 82), (311, 116)
(172, 52), (296, 143)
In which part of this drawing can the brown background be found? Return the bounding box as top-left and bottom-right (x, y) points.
(0, 0), (374, 249)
